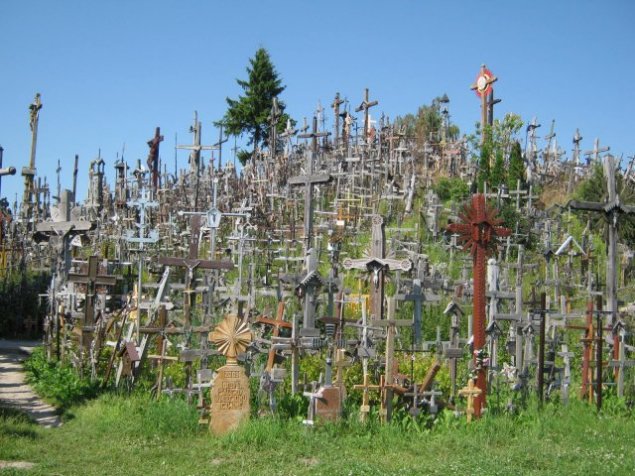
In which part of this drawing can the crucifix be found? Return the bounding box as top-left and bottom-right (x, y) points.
(355, 88), (379, 145)
(447, 194), (510, 418)
(146, 127), (164, 193)
(213, 123), (229, 171)
(177, 111), (218, 208)
(290, 116), (332, 248)
(21, 93), (43, 229)
(331, 92), (345, 151)
(343, 215), (412, 322)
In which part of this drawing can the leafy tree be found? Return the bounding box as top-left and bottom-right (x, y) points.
(507, 140), (525, 191)
(394, 96), (460, 148)
(221, 48), (289, 164)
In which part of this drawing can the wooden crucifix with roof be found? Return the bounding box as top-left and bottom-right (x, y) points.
(343, 215), (412, 321)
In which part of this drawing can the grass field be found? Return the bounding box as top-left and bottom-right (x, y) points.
(1, 392), (634, 476)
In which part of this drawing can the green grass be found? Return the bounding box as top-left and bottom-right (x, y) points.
(1, 394), (634, 475)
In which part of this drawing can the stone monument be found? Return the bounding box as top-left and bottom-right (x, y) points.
(208, 314), (253, 435)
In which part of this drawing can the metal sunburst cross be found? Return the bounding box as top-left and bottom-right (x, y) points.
(447, 193), (510, 418)
(209, 314), (253, 365)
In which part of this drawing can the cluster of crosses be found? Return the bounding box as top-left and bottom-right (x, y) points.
(1, 66), (634, 434)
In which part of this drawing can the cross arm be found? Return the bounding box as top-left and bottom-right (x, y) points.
(567, 200), (605, 213)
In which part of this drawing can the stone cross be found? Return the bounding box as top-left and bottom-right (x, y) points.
(343, 215), (412, 321)
(447, 194), (510, 418)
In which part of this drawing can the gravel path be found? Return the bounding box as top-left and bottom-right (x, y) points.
(0, 339), (62, 428)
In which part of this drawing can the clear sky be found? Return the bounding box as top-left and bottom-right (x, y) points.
(1, 0), (633, 205)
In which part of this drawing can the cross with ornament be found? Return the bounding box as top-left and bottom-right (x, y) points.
(447, 194), (510, 418)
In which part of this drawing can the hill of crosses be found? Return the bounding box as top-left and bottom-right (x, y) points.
(2, 60), (635, 433)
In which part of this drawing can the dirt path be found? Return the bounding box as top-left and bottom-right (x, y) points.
(0, 339), (62, 428)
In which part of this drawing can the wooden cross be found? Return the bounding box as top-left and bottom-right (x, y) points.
(159, 214), (233, 328)
(353, 373), (383, 422)
(331, 92), (345, 150)
(458, 378), (482, 423)
(470, 64), (497, 143)
(146, 127), (164, 192)
(343, 215), (412, 321)
(68, 256), (117, 376)
(255, 301), (292, 372)
(355, 88), (379, 143)
(291, 116), (332, 247)
(569, 155), (635, 327)
(447, 194), (510, 418)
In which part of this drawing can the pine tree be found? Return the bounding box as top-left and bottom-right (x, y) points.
(507, 140), (525, 191)
(222, 48), (288, 164)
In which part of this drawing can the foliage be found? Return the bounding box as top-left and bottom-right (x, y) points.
(221, 48), (290, 164)
(23, 348), (101, 411)
(394, 95), (459, 148)
(0, 270), (49, 337)
(2, 391), (635, 475)
(507, 140), (525, 190)
(434, 177), (469, 203)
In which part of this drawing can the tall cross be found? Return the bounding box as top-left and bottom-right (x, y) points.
(569, 155), (635, 327)
(21, 93), (43, 227)
(355, 88), (379, 144)
(470, 65), (497, 144)
(447, 194), (510, 418)
(146, 127), (164, 192)
(331, 92), (345, 150)
(343, 215), (412, 321)
(290, 116), (332, 248)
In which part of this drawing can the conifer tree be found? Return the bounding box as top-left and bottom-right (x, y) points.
(222, 48), (288, 164)
(507, 140), (525, 190)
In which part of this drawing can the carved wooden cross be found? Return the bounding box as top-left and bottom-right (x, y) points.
(343, 215), (412, 321)
(458, 378), (482, 423)
(146, 127), (164, 192)
(355, 88), (378, 143)
(447, 194), (510, 418)
(255, 302), (292, 372)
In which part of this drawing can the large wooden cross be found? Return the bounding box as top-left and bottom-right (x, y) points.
(355, 88), (379, 143)
(569, 155), (635, 327)
(146, 127), (164, 192)
(291, 116), (332, 247)
(343, 215), (412, 321)
(68, 256), (117, 376)
(159, 215), (233, 328)
(447, 194), (510, 418)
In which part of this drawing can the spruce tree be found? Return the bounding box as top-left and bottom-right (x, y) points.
(490, 149), (506, 188)
(507, 140), (525, 190)
(222, 48), (288, 164)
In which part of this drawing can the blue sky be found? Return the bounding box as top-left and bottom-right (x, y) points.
(1, 0), (633, 205)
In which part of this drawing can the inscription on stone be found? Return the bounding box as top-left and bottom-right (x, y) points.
(210, 364), (250, 435)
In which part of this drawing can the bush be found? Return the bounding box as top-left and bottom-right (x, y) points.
(23, 348), (101, 411)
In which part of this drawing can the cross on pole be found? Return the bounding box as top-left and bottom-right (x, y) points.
(331, 92), (345, 150)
